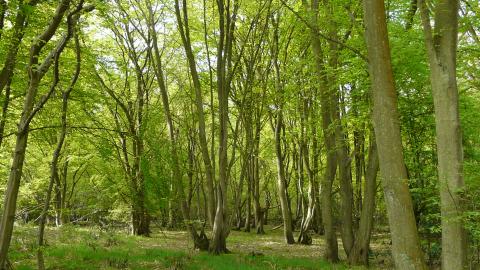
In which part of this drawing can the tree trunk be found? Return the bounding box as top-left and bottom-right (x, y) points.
(174, 0), (216, 227)
(298, 98), (316, 245)
(0, 80), (11, 149)
(148, 2), (208, 250)
(245, 169), (252, 232)
(271, 13), (295, 245)
(0, 1), (77, 266)
(418, 1), (467, 268)
(253, 129), (265, 234)
(210, 0), (235, 254)
(362, 0), (427, 268)
(349, 135), (379, 266)
(335, 104), (354, 257)
(37, 29), (81, 270)
(274, 112), (295, 244)
(305, 0), (339, 261)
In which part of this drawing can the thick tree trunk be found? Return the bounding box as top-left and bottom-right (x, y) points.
(362, 0), (427, 268)
(418, 1), (467, 268)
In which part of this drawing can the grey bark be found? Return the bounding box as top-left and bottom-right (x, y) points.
(418, 1), (467, 268)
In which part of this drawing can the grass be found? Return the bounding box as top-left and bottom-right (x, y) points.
(8, 224), (380, 269)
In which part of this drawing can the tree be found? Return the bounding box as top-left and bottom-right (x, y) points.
(37, 17), (83, 270)
(271, 10), (295, 245)
(0, 0), (93, 267)
(418, 0), (467, 268)
(362, 0), (427, 268)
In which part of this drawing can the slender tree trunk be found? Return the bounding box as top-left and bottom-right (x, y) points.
(235, 155), (247, 230)
(271, 13), (295, 245)
(0, 0), (6, 40)
(349, 135), (379, 266)
(174, 0), (216, 227)
(362, 0), (427, 268)
(418, 1), (467, 268)
(253, 123), (264, 234)
(0, 80), (11, 149)
(298, 98), (315, 244)
(210, 0), (235, 253)
(245, 168), (252, 232)
(335, 108), (354, 257)
(274, 113), (295, 244)
(0, 1), (78, 266)
(353, 125), (365, 225)
(148, 1), (208, 250)
(59, 161), (69, 224)
(304, 0), (339, 261)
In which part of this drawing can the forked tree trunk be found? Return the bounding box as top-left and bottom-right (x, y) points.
(210, 0), (235, 254)
(335, 96), (354, 257)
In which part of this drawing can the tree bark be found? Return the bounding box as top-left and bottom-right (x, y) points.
(174, 0), (216, 227)
(271, 12), (295, 245)
(0, 0), (75, 267)
(362, 0), (427, 268)
(418, 1), (467, 268)
(349, 134), (379, 266)
(304, 0), (339, 261)
(210, 0), (236, 254)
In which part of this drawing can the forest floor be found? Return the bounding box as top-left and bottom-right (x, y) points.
(8, 224), (393, 269)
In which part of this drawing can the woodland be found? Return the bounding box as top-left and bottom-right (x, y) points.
(0, 0), (479, 269)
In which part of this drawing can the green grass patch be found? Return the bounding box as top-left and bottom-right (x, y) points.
(9, 225), (352, 269)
